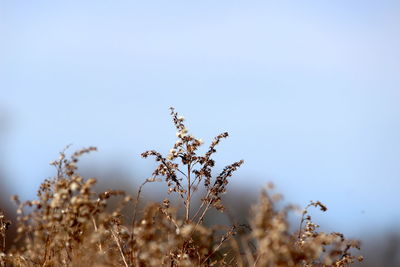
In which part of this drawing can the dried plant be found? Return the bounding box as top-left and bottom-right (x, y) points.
(239, 188), (363, 266)
(1, 210), (11, 266)
(141, 107), (243, 224)
(0, 108), (362, 266)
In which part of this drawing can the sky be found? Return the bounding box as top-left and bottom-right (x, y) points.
(1, 1), (400, 237)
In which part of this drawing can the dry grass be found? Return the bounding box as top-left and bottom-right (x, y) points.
(0, 108), (362, 266)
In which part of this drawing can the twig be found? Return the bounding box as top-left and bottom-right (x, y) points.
(111, 229), (129, 267)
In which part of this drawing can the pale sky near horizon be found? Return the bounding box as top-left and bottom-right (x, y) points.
(1, 1), (400, 237)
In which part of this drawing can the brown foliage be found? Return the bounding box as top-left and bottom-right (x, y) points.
(0, 108), (361, 266)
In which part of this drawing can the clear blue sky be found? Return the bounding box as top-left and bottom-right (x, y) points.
(1, 1), (400, 237)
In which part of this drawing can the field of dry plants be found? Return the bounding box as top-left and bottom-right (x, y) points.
(0, 108), (363, 266)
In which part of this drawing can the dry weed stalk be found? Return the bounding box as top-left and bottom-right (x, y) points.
(0, 108), (362, 266)
(141, 107), (243, 224)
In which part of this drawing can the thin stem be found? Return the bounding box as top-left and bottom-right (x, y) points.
(201, 226), (235, 265)
(176, 168), (187, 178)
(196, 201), (212, 225)
(91, 216), (103, 253)
(191, 190), (212, 222)
(111, 229), (129, 267)
(132, 180), (148, 228)
(186, 163), (191, 223)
